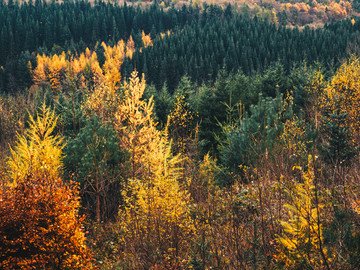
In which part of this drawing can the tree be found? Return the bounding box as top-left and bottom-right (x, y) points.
(7, 103), (63, 182)
(275, 156), (331, 269)
(115, 71), (160, 180)
(102, 40), (125, 90)
(322, 57), (360, 142)
(1, 103), (93, 269)
(0, 173), (93, 269)
(64, 116), (124, 222)
(321, 104), (357, 166)
(219, 94), (287, 177)
(118, 139), (193, 269)
(167, 93), (197, 155)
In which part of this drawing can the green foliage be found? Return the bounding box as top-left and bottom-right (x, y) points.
(321, 106), (358, 166)
(219, 94), (287, 177)
(63, 115), (124, 221)
(192, 70), (255, 156)
(324, 206), (360, 268)
(145, 83), (174, 128)
(56, 91), (86, 138)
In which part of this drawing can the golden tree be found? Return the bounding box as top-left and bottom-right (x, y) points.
(167, 94), (197, 155)
(32, 54), (48, 86)
(322, 57), (360, 141)
(125, 35), (135, 59)
(275, 156), (331, 269)
(8, 103), (63, 183)
(102, 40), (125, 90)
(141, 30), (153, 48)
(48, 53), (67, 92)
(118, 138), (193, 268)
(115, 71), (160, 179)
(1, 103), (93, 269)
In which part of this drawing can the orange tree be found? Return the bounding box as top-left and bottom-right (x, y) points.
(0, 104), (93, 269)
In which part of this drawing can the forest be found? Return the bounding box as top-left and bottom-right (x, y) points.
(1, 0), (360, 269)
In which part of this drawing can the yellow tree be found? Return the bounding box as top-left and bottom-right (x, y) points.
(141, 30), (153, 48)
(167, 94), (196, 154)
(102, 40), (125, 90)
(118, 138), (193, 268)
(32, 48), (104, 94)
(1, 103), (93, 269)
(322, 57), (360, 141)
(32, 54), (48, 86)
(48, 52), (67, 93)
(8, 103), (63, 182)
(126, 35), (135, 59)
(275, 156), (331, 269)
(115, 71), (160, 179)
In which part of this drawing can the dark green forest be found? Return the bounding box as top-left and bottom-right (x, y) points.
(2, 0), (360, 94)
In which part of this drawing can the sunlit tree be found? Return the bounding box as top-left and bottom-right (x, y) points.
(1, 103), (93, 269)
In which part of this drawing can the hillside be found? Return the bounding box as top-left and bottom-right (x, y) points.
(1, 1), (360, 269)
(122, 0), (360, 26)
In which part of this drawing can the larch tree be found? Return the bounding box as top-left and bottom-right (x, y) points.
(115, 71), (160, 180)
(275, 156), (331, 269)
(322, 57), (360, 142)
(0, 103), (93, 269)
(102, 40), (125, 90)
(118, 138), (193, 269)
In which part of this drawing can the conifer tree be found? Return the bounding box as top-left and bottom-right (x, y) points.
(1, 103), (93, 269)
(275, 156), (331, 269)
(115, 71), (160, 179)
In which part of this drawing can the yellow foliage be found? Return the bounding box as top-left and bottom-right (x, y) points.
(32, 54), (48, 85)
(322, 57), (360, 140)
(83, 82), (119, 121)
(1, 101), (93, 267)
(7, 103), (63, 183)
(102, 40), (125, 90)
(167, 94), (196, 154)
(48, 52), (67, 92)
(275, 156), (331, 268)
(32, 49), (104, 92)
(115, 71), (160, 179)
(118, 139), (193, 268)
(141, 30), (153, 48)
(282, 115), (307, 156)
(126, 35), (135, 59)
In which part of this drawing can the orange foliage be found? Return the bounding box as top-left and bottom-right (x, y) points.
(0, 174), (93, 269)
(141, 30), (153, 48)
(0, 103), (93, 269)
(48, 53), (67, 92)
(102, 40), (125, 90)
(126, 35), (135, 59)
(32, 50), (103, 92)
(32, 55), (47, 86)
